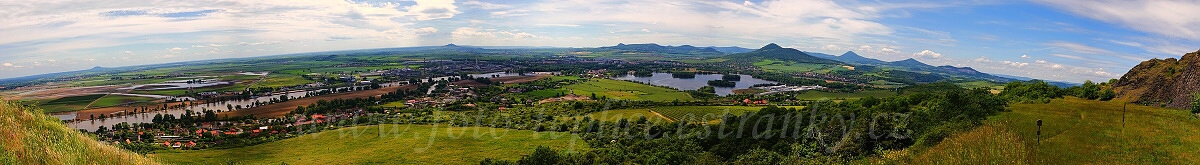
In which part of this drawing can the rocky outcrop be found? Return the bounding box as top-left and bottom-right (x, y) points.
(1114, 49), (1200, 108)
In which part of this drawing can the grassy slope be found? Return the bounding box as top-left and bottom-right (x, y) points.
(150, 124), (588, 164)
(894, 97), (1200, 164)
(579, 108), (668, 123)
(0, 100), (158, 164)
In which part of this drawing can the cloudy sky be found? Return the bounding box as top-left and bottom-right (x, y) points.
(1, 0), (1198, 83)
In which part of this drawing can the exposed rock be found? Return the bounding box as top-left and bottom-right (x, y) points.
(1114, 49), (1200, 108)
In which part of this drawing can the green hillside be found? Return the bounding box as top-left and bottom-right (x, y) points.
(0, 99), (158, 164)
(888, 97), (1200, 164)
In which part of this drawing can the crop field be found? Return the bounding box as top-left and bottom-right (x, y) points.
(88, 95), (157, 108)
(893, 97), (1200, 164)
(793, 90), (896, 100)
(752, 59), (847, 73)
(37, 94), (106, 113)
(556, 78), (694, 102)
(150, 124), (588, 164)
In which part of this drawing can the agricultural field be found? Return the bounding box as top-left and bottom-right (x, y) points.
(893, 97), (1200, 164)
(752, 59), (848, 73)
(249, 74), (314, 89)
(578, 108), (668, 123)
(793, 90), (896, 100)
(88, 95), (157, 108)
(37, 94), (106, 113)
(528, 78), (694, 102)
(150, 124), (588, 164)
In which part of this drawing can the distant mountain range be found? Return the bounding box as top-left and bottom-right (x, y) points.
(598, 43), (725, 55)
(724, 43), (844, 64)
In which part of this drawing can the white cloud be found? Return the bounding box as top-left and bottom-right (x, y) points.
(1002, 61), (1029, 67)
(822, 44), (846, 51)
(168, 47), (184, 52)
(1036, 60), (1047, 63)
(913, 49), (943, 58)
(1021, 54), (1029, 58)
(973, 56), (990, 62)
(405, 0), (461, 20)
(1046, 41), (1114, 54)
(2, 63), (12, 67)
(462, 0), (510, 10)
(1036, 0), (1200, 40)
(451, 27), (538, 44)
(880, 47), (900, 54)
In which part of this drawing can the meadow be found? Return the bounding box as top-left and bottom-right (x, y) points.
(752, 59), (848, 73)
(89, 95), (157, 108)
(150, 124), (587, 164)
(37, 94), (106, 113)
(894, 97), (1200, 164)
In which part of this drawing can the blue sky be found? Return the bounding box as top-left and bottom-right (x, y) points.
(1, 0), (1198, 83)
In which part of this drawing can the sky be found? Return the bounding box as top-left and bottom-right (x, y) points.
(1, 0), (1198, 83)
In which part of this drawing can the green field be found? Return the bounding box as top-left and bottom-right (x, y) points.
(793, 90), (896, 100)
(578, 108), (668, 123)
(380, 101), (408, 108)
(249, 74), (313, 88)
(752, 59), (848, 73)
(150, 124), (588, 164)
(37, 94), (107, 113)
(88, 95), (157, 108)
(892, 97), (1200, 164)
(530, 78), (694, 101)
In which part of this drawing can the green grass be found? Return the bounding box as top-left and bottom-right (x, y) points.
(150, 124), (586, 164)
(553, 79), (694, 101)
(579, 108), (668, 123)
(380, 101), (408, 108)
(752, 59), (847, 73)
(1, 100), (159, 164)
(793, 90), (896, 100)
(129, 89), (189, 96)
(955, 80), (1004, 89)
(37, 94), (107, 113)
(894, 97), (1200, 164)
(89, 95), (158, 108)
(249, 74), (313, 88)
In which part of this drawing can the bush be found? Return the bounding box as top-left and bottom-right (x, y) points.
(1192, 93), (1200, 115)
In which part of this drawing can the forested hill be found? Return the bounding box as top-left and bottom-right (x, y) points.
(723, 43), (844, 64)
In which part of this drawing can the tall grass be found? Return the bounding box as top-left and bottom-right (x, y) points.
(0, 99), (159, 164)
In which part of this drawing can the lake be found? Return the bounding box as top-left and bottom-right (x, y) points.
(614, 73), (778, 96)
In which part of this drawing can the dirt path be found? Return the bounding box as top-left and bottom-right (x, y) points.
(221, 85), (414, 118)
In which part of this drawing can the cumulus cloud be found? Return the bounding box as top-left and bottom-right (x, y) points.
(822, 44), (846, 51)
(1002, 61), (1029, 67)
(913, 49), (943, 58)
(1021, 54), (1030, 58)
(2, 63), (12, 67)
(880, 47), (900, 54)
(406, 0), (461, 20)
(451, 27), (538, 44)
(1036, 60), (1047, 63)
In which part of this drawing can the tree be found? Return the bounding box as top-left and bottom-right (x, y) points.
(516, 146), (560, 165)
(1192, 93), (1200, 115)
